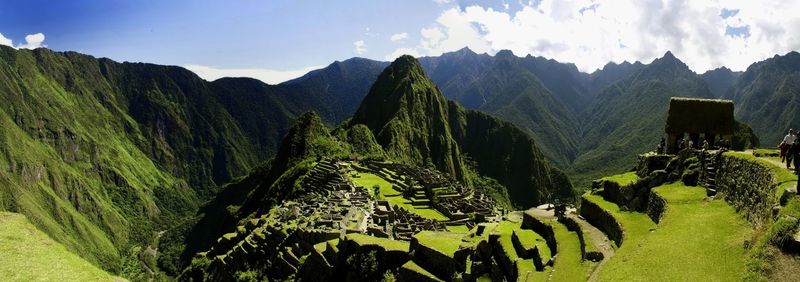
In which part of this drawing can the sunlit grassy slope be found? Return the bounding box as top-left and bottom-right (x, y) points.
(598, 183), (752, 281)
(0, 212), (120, 281)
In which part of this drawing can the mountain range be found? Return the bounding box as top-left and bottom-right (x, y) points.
(0, 42), (798, 279)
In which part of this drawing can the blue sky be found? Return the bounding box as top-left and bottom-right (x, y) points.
(2, 0), (799, 83)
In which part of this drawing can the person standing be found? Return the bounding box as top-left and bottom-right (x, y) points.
(780, 129), (796, 164)
(783, 129), (800, 169)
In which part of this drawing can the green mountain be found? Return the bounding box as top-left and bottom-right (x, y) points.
(726, 51), (800, 144)
(351, 55), (573, 207)
(172, 111), (352, 274)
(572, 52), (716, 181)
(0, 44), (383, 277)
(701, 66), (741, 98)
(0, 212), (119, 281)
(420, 49), (584, 167)
(351, 55), (467, 182)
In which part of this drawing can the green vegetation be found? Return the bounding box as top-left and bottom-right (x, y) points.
(582, 194), (656, 247)
(753, 148), (780, 158)
(414, 231), (465, 257)
(401, 261), (441, 281)
(598, 183), (752, 281)
(350, 55), (573, 208)
(600, 172), (639, 187)
(730, 51), (800, 146)
(726, 151), (797, 203)
(0, 212), (118, 281)
(346, 233), (410, 252)
(548, 220), (589, 282)
(351, 172), (447, 220)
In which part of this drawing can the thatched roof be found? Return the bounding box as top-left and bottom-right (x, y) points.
(665, 97), (735, 135)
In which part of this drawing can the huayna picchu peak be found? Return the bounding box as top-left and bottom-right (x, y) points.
(3, 2), (800, 281)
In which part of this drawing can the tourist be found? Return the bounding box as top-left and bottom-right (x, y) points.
(688, 140), (694, 150)
(780, 129), (796, 164)
(657, 137), (665, 154)
(702, 140), (709, 150)
(792, 137), (800, 171)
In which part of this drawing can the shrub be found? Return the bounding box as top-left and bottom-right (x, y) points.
(766, 217), (799, 246)
(347, 250), (381, 280)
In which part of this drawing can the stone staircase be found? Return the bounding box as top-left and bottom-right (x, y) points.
(703, 151), (723, 196)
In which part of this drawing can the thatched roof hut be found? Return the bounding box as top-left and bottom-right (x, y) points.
(665, 97), (735, 135)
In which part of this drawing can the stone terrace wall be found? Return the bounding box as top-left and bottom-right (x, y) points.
(715, 154), (778, 224)
(579, 196), (624, 247)
(646, 190), (667, 223)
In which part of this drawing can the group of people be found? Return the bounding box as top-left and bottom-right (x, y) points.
(779, 129), (800, 169)
(656, 136), (729, 154)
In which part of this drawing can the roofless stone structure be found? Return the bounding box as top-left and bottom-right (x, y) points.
(665, 97), (735, 154)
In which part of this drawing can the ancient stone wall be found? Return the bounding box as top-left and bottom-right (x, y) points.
(715, 154), (778, 224)
(646, 190), (667, 223)
(579, 196), (624, 247)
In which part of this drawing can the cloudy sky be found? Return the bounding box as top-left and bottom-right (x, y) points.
(1, 0), (799, 84)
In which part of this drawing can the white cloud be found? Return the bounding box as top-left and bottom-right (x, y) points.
(353, 40), (367, 54)
(17, 33), (46, 49)
(390, 32), (409, 42)
(183, 64), (322, 85)
(0, 32), (47, 49)
(0, 33), (12, 47)
(385, 47), (420, 61)
(390, 0), (800, 73)
(433, 0), (452, 4)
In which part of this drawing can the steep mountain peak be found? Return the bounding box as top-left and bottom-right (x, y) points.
(390, 54), (424, 74)
(638, 50), (696, 79)
(453, 46), (477, 56)
(496, 49), (516, 59)
(652, 50), (687, 68)
(350, 55), (466, 181)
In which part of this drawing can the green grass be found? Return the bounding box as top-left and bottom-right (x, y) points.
(351, 172), (447, 220)
(514, 229), (550, 263)
(0, 212), (120, 281)
(600, 172), (639, 187)
(547, 220), (589, 282)
(445, 225), (470, 233)
(582, 193), (655, 247)
(401, 261), (442, 281)
(598, 183), (752, 281)
(413, 231), (464, 257)
(346, 233), (409, 252)
(753, 148), (780, 157)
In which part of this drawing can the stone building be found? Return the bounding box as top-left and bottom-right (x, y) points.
(665, 97), (735, 154)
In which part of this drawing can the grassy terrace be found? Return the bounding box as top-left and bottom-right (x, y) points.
(346, 233), (409, 252)
(597, 183), (752, 281)
(600, 171), (639, 186)
(351, 171), (448, 220)
(549, 222), (590, 281)
(0, 212), (118, 281)
(582, 193), (656, 247)
(414, 231), (465, 257)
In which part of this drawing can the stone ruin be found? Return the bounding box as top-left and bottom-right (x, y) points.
(664, 97), (735, 154)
